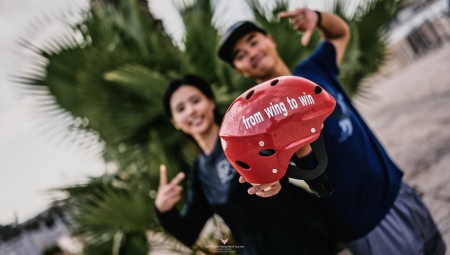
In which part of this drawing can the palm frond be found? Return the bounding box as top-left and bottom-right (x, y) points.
(73, 187), (152, 255)
(340, 0), (406, 96)
(77, 189), (153, 231)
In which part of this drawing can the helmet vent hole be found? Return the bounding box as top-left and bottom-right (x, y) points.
(236, 161), (250, 170)
(245, 90), (255, 100)
(270, 79), (279, 86)
(259, 149), (276, 157)
(314, 86), (323, 94)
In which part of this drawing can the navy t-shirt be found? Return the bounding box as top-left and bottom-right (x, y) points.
(293, 41), (404, 241)
(156, 137), (339, 255)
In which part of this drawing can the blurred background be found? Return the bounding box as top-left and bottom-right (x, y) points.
(0, 0), (449, 254)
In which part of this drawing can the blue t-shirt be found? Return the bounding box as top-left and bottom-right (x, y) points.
(293, 41), (403, 241)
(293, 42), (403, 241)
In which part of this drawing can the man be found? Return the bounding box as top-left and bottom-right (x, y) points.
(218, 7), (446, 255)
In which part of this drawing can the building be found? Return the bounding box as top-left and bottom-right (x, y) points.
(387, 0), (450, 70)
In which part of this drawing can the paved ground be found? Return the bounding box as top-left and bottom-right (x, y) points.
(347, 42), (450, 254)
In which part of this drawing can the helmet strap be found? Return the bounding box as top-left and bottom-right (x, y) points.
(287, 132), (334, 197)
(287, 132), (328, 180)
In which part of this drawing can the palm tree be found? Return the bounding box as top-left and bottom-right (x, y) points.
(15, 0), (404, 253)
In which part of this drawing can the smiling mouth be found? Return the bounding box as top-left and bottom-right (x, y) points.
(189, 116), (204, 126)
(251, 55), (264, 68)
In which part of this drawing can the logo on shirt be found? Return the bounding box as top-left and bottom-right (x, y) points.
(216, 159), (235, 184)
(336, 94), (353, 142)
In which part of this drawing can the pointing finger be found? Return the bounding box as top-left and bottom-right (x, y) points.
(278, 10), (296, 19)
(159, 164), (168, 186)
(278, 11), (290, 19)
(169, 172), (185, 186)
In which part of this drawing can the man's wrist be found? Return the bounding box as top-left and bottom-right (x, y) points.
(314, 10), (322, 29)
(295, 144), (312, 158)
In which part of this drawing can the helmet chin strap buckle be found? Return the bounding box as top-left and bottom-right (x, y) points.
(287, 132), (334, 198)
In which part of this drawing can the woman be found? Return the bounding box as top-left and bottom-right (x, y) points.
(155, 74), (339, 255)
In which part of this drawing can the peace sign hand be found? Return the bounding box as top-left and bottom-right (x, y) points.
(155, 164), (185, 213)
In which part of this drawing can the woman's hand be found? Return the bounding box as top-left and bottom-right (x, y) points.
(239, 176), (282, 198)
(155, 164), (185, 213)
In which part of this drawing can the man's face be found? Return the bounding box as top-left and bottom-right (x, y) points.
(231, 32), (279, 79)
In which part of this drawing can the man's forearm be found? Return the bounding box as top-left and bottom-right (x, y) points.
(317, 11), (350, 41)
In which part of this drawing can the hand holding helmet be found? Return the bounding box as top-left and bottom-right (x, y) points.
(239, 175), (282, 197)
(219, 76), (336, 197)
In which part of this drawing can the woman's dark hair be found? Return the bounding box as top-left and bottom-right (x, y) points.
(162, 74), (222, 125)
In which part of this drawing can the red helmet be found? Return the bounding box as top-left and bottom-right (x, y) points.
(219, 76), (336, 184)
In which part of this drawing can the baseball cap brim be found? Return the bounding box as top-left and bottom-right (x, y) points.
(218, 21), (267, 65)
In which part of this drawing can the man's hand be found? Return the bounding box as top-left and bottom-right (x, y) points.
(281, 8), (350, 64)
(239, 176), (282, 197)
(279, 8), (319, 46)
(155, 164), (185, 213)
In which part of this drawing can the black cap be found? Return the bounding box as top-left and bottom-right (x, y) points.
(218, 21), (267, 65)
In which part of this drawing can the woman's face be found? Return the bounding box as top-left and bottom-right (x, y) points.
(170, 85), (216, 136)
